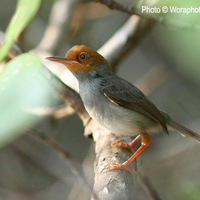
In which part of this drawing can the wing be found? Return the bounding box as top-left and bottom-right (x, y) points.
(101, 78), (168, 134)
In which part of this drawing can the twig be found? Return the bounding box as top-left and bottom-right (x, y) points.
(29, 130), (85, 181)
(137, 172), (161, 200)
(27, 104), (71, 116)
(12, 138), (76, 186)
(36, 0), (82, 54)
(98, 15), (154, 68)
(68, 145), (96, 200)
(53, 106), (74, 119)
(135, 65), (169, 96)
(94, 0), (133, 15)
(95, 0), (200, 31)
(0, 29), (25, 59)
(28, 129), (98, 199)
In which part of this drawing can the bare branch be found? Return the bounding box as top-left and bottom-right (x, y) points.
(98, 15), (154, 68)
(68, 145), (96, 200)
(95, 0), (200, 31)
(12, 137), (77, 186)
(92, 130), (136, 200)
(36, 0), (82, 54)
(28, 129), (96, 196)
(94, 0), (133, 15)
(135, 65), (169, 96)
(137, 171), (162, 200)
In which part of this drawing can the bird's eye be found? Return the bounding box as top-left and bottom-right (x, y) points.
(79, 53), (88, 61)
(80, 54), (86, 59)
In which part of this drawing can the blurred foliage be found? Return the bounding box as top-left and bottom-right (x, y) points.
(0, 53), (52, 148)
(117, 0), (200, 82)
(148, 0), (200, 82)
(164, 0), (200, 80)
(0, 0), (199, 199)
(0, 0), (41, 62)
(176, 181), (200, 200)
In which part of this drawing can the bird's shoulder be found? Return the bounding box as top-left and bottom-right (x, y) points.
(100, 76), (148, 103)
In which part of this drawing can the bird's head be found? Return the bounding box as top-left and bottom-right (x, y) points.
(46, 45), (111, 78)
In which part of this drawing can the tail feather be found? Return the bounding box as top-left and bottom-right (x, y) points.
(161, 111), (200, 143)
(167, 119), (200, 143)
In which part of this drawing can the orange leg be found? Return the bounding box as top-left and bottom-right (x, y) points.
(111, 135), (141, 151)
(107, 132), (151, 174)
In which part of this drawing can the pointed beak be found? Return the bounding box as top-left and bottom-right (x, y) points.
(46, 57), (78, 65)
(46, 56), (87, 74)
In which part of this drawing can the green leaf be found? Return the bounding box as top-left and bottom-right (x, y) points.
(0, 0), (41, 62)
(0, 53), (55, 148)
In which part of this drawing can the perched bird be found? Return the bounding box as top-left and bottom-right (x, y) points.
(46, 45), (200, 173)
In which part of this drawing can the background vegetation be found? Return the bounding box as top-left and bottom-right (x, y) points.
(0, 0), (200, 199)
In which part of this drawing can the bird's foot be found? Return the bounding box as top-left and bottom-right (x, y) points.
(106, 162), (136, 174)
(111, 140), (135, 152)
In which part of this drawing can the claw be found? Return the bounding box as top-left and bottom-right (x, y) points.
(111, 140), (136, 153)
(106, 163), (136, 174)
(111, 135), (141, 153)
(111, 140), (132, 148)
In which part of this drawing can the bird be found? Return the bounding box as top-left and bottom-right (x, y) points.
(46, 45), (200, 173)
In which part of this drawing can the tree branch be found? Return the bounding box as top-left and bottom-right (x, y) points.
(94, 0), (133, 15)
(95, 0), (200, 31)
(92, 131), (136, 200)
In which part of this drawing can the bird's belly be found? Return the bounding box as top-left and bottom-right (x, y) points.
(85, 101), (160, 137)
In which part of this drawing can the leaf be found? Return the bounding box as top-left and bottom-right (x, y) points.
(0, 0), (41, 62)
(0, 53), (55, 148)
